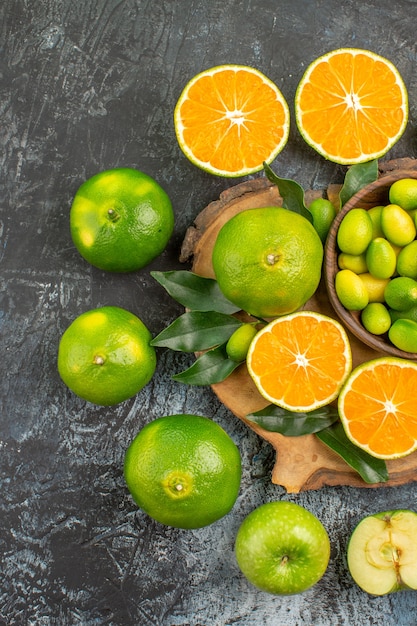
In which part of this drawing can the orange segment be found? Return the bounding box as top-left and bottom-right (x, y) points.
(246, 311), (352, 412)
(295, 48), (408, 165)
(338, 357), (417, 459)
(174, 65), (290, 177)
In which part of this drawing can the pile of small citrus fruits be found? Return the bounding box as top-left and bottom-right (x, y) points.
(334, 177), (417, 352)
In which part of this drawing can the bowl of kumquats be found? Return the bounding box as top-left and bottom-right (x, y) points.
(324, 169), (417, 360)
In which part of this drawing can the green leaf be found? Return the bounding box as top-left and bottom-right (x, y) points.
(263, 162), (313, 222)
(339, 159), (379, 207)
(316, 422), (389, 484)
(151, 311), (242, 352)
(151, 270), (240, 314)
(245, 404), (339, 436)
(172, 345), (240, 385)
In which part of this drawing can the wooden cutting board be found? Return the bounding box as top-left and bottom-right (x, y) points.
(180, 158), (417, 493)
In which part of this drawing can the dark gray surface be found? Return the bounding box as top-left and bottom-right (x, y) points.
(2, 1), (417, 624)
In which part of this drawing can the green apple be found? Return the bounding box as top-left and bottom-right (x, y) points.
(235, 501), (330, 595)
(347, 509), (417, 596)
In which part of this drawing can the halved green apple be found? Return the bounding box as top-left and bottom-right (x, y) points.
(347, 509), (417, 595)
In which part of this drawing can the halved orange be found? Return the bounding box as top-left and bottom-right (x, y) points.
(246, 311), (352, 412)
(339, 357), (417, 459)
(174, 64), (290, 177)
(295, 48), (408, 165)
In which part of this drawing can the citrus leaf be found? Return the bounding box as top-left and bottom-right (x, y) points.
(172, 345), (240, 385)
(339, 159), (379, 207)
(151, 311), (242, 352)
(245, 404), (339, 436)
(151, 270), (240, 314)
(316, 422), (388, 484)
(263, 162), (313, 222)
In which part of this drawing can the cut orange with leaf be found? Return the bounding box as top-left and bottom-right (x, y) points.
(338, 357), (417, 459)
(295, 48), (408, 165)
(246, 311), (352, 412)
(174, 64), (290, 177)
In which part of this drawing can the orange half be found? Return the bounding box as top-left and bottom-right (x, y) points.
(339, 357), (417, 459)
(295, 48), (408, 165)
(246, 311), (352, 412)
(174, 64), (290, 177)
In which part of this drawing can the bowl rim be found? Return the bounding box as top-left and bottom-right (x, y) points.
(324, 168), (417, 361)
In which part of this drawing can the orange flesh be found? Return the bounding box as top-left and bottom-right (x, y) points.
(178, 69), (288, 172)
(297, 51), (406, 161)
(340, 362), (417, 457)
(249, 315), (350, 409)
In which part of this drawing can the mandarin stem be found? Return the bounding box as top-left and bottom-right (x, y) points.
(107, 208), (120, 222)
(266, 253), (279, 265)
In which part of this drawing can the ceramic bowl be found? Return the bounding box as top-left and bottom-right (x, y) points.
(324, 169), (417, 361)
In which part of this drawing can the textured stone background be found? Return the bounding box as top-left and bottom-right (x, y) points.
(2, 1), (417, 624)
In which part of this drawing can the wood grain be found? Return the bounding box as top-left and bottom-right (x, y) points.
(181, 158), (417, 493)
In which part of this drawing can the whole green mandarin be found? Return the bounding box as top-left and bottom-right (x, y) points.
(389, 178), (417, 211)
(396, 240), (417, 279)
(384, 276), (417, 311)
(381, 203), (416, 247)
(389, 318), (417, 352)
(124, 414), (241, 529)
(57, 306), (156, 405)
(337, 209), (373, 255)
(335, 269), (369, 311)
(361, 303), (392, 335)
(338, 252), (368, 274)
(368, 205), (385, 238)
(389, 305), (417, 324)
(226, 323), (258, 362)
(308, 197), (337, 242)
(359, 273), (390, 303)
(70, 168), (174, 272)
(388, 304), (417, 323)
(212, 207), (323, 318)
(365, 238), (397, 280)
